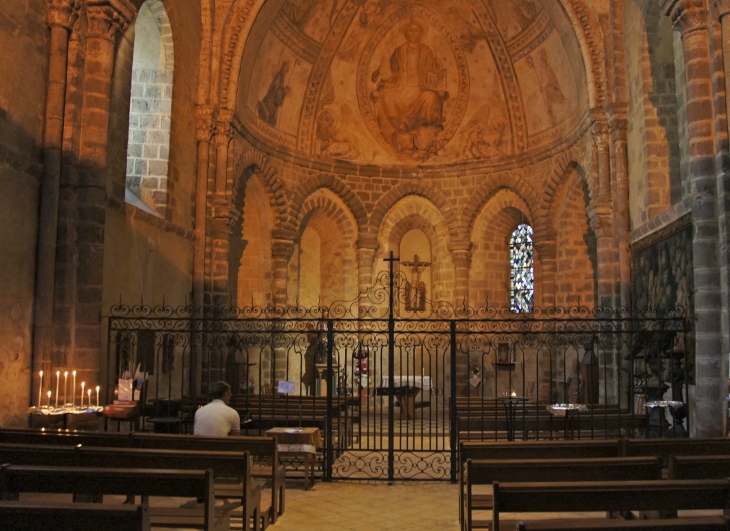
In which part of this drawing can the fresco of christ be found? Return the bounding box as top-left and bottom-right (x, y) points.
(370, 18), (449, 160)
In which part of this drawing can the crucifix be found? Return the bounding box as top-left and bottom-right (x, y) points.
(401, 254), (431, 311)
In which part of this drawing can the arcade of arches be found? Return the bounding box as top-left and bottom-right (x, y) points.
(1, 0), (730, 439)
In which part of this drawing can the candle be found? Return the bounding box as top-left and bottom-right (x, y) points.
(46, 390), (51, 408)
(38, 371), (43, 408)
(80, 382), (85, 407)
(511, 391), (517, 397)
(63, 371), (68, 405)
(95, 386), (100, 407)
(55, 371), (60, 408)
(72, 371), (76, 407)
(87, 389), (91, 408)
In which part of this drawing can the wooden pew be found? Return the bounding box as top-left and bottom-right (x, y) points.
(0, 465), (231, 531)
(490, 479), (730, 531)
(668, 455), (730, 480)
(0, 428), (283, 524)
(626, 438), (730, 462)
(515, 517), (730, 530)
(0, 444), (261, 531)
(0, 502), (150, 531)
(458, 440), (623, 530)
(466, 457), (662, 531)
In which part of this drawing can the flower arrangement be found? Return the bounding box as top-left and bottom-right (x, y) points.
(354, 347), (371, 378)
(469, 362), (481, 378)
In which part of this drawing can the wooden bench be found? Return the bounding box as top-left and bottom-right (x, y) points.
(0, 464), (231, 531)
(515, 517), (730, 530)
(625, 438), (730, 462)
(458, 440), (623, 529)
(0, 428), (284, 524)
(491, 479), (730, 531)
(0, 444), (261, 531)
(669, 455), (730, 480)
(466, 457), (662, 531)
(0, 501), (150, 531)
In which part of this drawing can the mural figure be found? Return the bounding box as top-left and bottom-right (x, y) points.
(370, 18), (449, 160)
(527, 49), (566, 128)
(257, 60), (294, 127)
(287, 0), (321, 28)
(445, 8), (489, 53)
(316, 106), (362, 160)
(460, 73), (509, 159)
(510, 0), (537, 29)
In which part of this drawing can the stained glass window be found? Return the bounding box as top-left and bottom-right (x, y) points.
(510, 223), (534, 313)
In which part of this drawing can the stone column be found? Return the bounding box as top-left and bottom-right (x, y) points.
(535, 240), (557, 307)
(448, 242), (473, 309)
(193, 105), (214, 312)
(663, 0), (724, 436)
(62, 0), (134, 387)
(591, 122), (615, 305)
(271, 237), (295, 307)
(611, 115), (632, 309)
(209, 114), (234, 308)
(33, 0), (80, 392)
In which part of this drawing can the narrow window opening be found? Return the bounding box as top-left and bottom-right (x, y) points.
(510, 223), (534, 313)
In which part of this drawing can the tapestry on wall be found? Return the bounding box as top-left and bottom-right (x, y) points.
(631, 213), (694, 385)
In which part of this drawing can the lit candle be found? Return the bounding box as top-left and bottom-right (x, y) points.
(87, 389), (91, 408)
(511, 391), (517, 397)
(72, 371), (76, 407)
(63, 371), (68, 405)
(38, 371), (43, 408)
(80, 382), (85, 407)
(95, 386), (100, 407)
(46, 390), (51, 408)
(55, 371), (60, 408)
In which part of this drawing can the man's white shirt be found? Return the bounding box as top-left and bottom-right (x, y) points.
(193, 399), (241, 436)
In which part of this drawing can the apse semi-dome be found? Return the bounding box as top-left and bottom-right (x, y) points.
(237, 0), (589, 168)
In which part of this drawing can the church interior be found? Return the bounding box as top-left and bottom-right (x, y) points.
(3, 0), (730, 529)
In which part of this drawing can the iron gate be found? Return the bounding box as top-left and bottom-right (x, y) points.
(105, 264), (690, 482)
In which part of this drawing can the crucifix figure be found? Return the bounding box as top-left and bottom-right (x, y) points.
(402, 254), (431, 311)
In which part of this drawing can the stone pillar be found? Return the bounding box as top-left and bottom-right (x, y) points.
(33, 0), (80, 393)
(209, 114), (234, 308)
(193, 105), (214, 312)
(448, 242), (472, 309)
(664, 0), (724, 436)
(611, 115), (632, 309)
(57, 0), (134, 387)
(591, 121), (615, 305)
(271, 237), (295, 307)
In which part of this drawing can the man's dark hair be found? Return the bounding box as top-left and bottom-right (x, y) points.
(210, 381), (231, 400)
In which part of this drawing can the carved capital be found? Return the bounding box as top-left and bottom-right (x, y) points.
(448, 241), (473, 269)
(591, 121), (611, 152)
(48, 0), (81, 31)
(85, 0), (136, 42)
(716, 0), (730, 18)
(589, 211), (613, 239)
(610, 116), (628, 142)
(215, 118), (233, 146)
(662, 0), (709, 37)
(196, 105), (215, 143)
(271, 239), (296, 261)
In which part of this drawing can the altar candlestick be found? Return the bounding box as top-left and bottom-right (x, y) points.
(55, 371), (60, 408)
(95, 386), (100, 407)
(46, 390), (51, 408)
(63, 371), (68, 405)
(72, 371), (76, 407)
(80, 382), (85, 407)
(87, 389), (91, 407)
(38, 371), (43, 408)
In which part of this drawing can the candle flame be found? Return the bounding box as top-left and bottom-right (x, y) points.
(511, 391), (517, 397)
(56, 371), (60, 376)
(39, 370), (43, 377)
(47, 391), (51, 397)
(64, 371), (68, 377)
(73, 370), (76, 376)
(96, 386), (100, 391)
(87, 389), (91, 395)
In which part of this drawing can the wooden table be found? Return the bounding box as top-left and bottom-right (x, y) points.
(381, 376), (432, 421)
(265, 427), (322, 490)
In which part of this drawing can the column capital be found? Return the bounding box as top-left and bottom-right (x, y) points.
(215, 116), (234, 146)
(716, 0), (730, 18)
(85, 0), (136, 42)
(271, 239), (296, 261)
(591, 121), (611, 152)
(448, 241), (473, 269)
(661, 0), (709, 37)
(196, 105), (215, 142)
(48, 0), (81, 31)
(589, 208), (613, 239)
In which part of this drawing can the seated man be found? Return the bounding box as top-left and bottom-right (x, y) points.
(194, 381), (241, 436)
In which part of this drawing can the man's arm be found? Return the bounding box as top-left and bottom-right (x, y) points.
(229, 409), (241, 436)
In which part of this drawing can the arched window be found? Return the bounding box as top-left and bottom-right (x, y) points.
(125, 0), (174, 216)
(510, 223), (534, 313)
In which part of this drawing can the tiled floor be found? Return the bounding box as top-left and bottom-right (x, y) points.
(270, 481), (460, 531)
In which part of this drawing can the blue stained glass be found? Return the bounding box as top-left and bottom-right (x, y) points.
(510, 224), (534, 313)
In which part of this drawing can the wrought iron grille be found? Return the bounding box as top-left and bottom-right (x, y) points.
(104, 263), (690, 482)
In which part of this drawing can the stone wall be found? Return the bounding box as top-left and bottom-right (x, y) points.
(0, 0), (48, 426)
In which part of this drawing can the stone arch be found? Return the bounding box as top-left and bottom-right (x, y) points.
(462, 172), (539, 240)
(536, 157), (592, 243)
(295, 189), (358, 244)
(291, 173), (368, 234)
(368, 181), (459, 242)
(234, 149), (289, 232)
